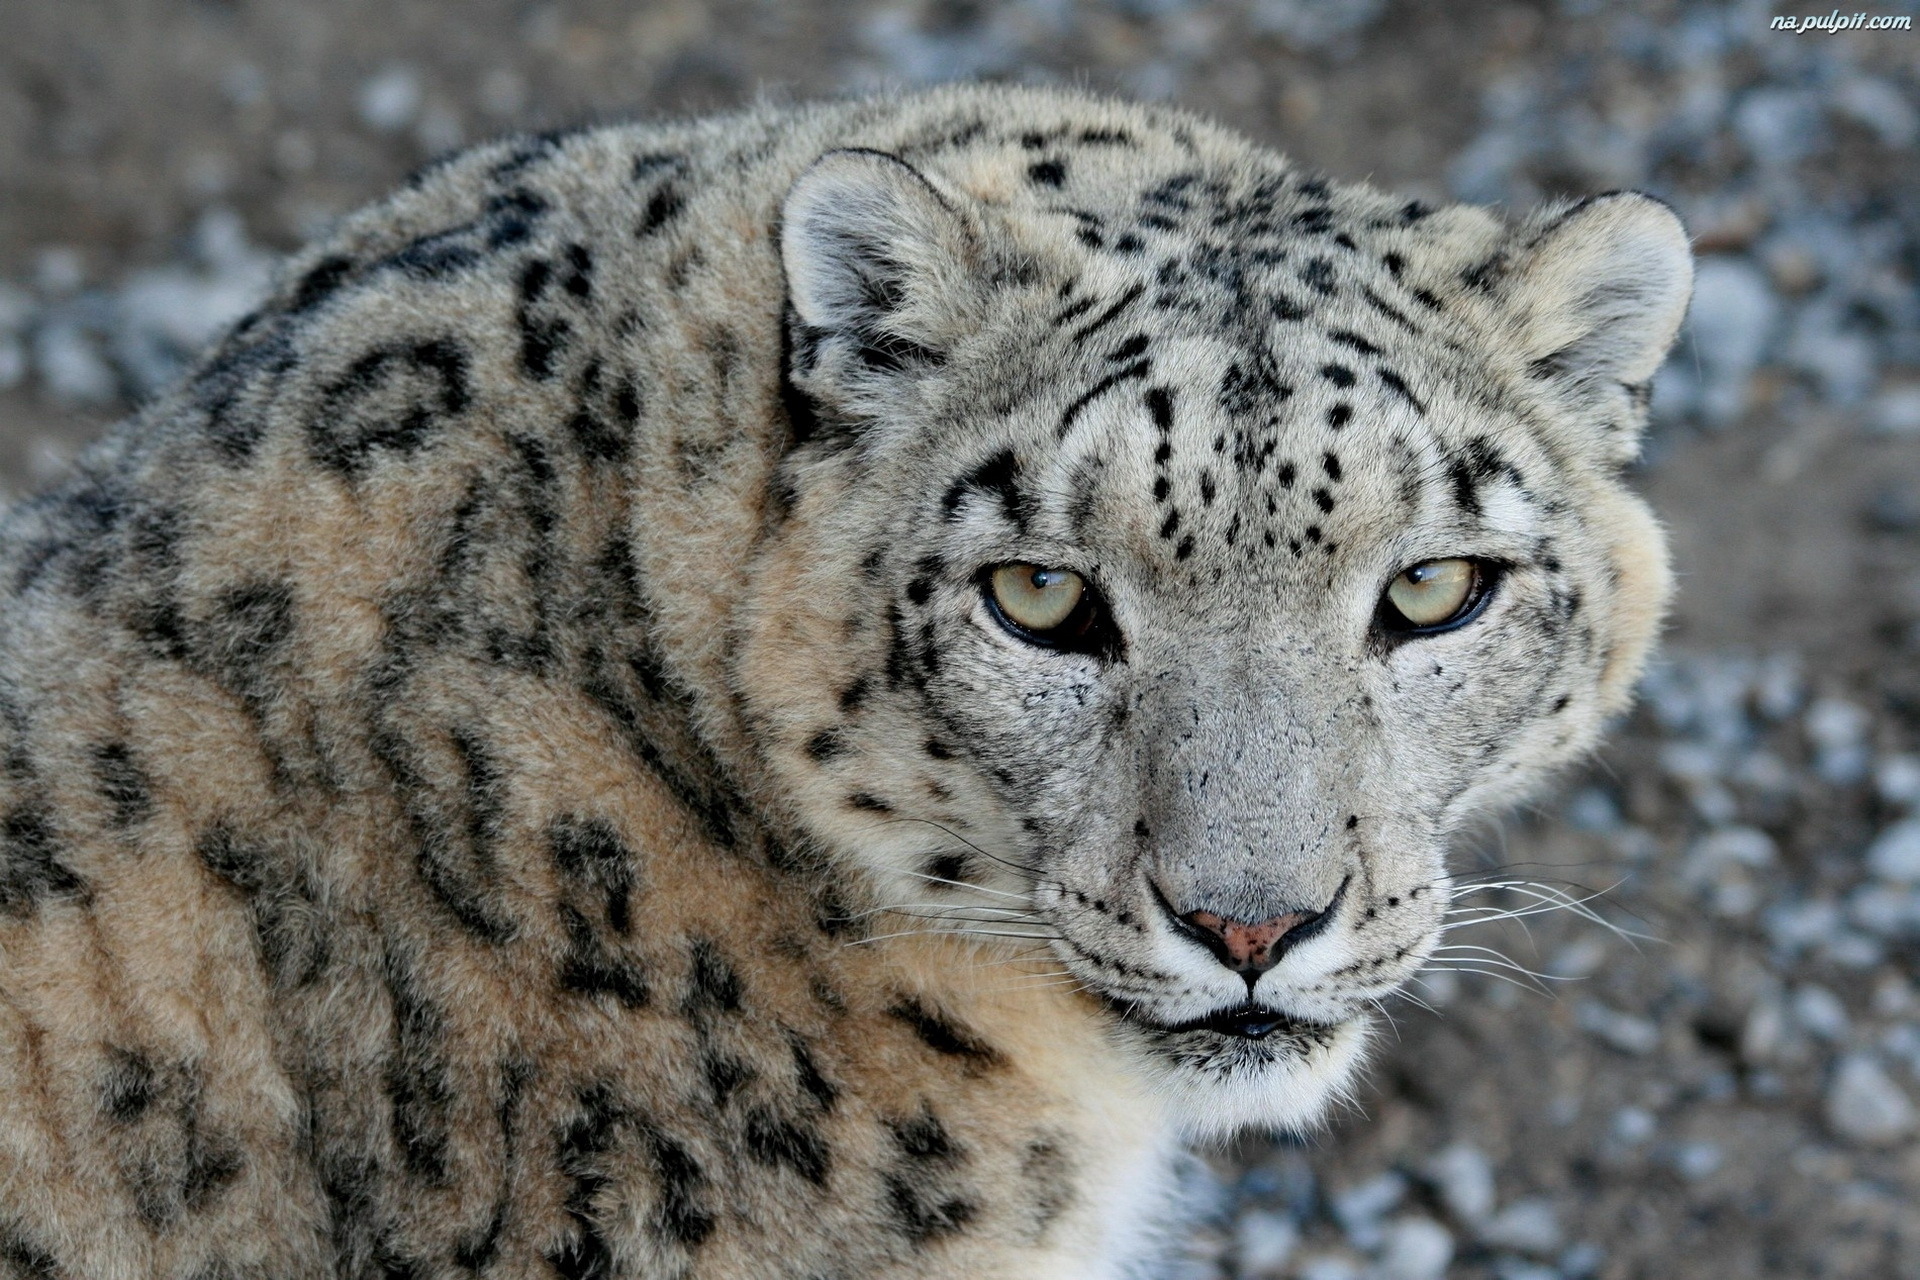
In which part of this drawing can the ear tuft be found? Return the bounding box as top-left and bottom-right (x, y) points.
(780, 149), (981, 423)
(1504, 193), (1693, 459)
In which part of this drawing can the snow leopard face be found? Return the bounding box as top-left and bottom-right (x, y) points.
(743, 145), (1687, 1136)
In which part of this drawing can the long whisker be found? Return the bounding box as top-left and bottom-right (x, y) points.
(875, 817), (1042, 879)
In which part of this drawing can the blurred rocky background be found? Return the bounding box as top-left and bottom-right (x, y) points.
(3, 1), (1918, 1276)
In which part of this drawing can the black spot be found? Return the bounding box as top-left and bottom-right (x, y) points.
(885, 1176), (976, 1246)
(1330, 330), (1382, 356)
(1381, 252), (1405, 277)
(1079, 127), (1134, 145)
(1277, 461), (1296, 489)
(805, 728), (847, 762)
(309, 339), (473, 475)
(1552, 694), (1572, 713)
(1218, 358), (1289, 419)
(848, 792), (893, 814)
(1313, 488), (1336, 513)
(788, 1035), (840, 1114)
(700, 1047), (755, 1109)
(1346, 814), (1359, 829)
(888, 997), (1001, 1067)
(1145, 386), (1175, 432)
(889, 1106), (961, 1164)
(558, 904), (650, 1009)
(684, 938), (743, 1015)
(923, 852), (971, 884)
(839, 677), (872, 713)
(1401, 200), (1432, 223)
(195, 825), (328, 988)
(632, 151), (684, 181)
(644, 1125), (717, 1247)
(1321, 364), (1356, 388)
(562, 243), (594, 298)
(1153, 476), (1171, 503)
(0, 1223), (60, 1279)
(0, 804), (85, 917)
(92, 743), (153, 828)
(1027, 159), (1066, 187)
(906, 577), (934, 607)
(1159, 508), (1181, 539)
(923, 738), (953, 760)
(1108, 333), (1150, 363)
(1199, 473), (1215, 505)
(381, 946), (456, 1186)
(1299, 258), (1337, 295)
(743, 1107), (831, 1185)
(290, 255), (354, 312)
(638, 184), (687, 236)
(568, 407), (628, 464)
(1174, 536), (1194, 561)
(101, 1047), (157, 1123)
(1322, 452), (1343, 481)
(1021, 1137), (1076, 1232)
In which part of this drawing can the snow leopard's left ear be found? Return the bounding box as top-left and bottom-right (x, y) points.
(1503, 192), (1692, 463)
(780, 148), (984, 433)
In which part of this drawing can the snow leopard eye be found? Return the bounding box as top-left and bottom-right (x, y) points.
(1378, 558), (1494, 633)
(986, 564), (1110, 651)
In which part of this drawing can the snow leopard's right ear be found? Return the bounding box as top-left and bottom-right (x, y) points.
(1501, 192), (1693, 464)
(779, 148), (984, 433)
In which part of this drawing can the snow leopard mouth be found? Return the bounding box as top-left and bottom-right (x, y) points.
(1101, 996), (1332, 1042)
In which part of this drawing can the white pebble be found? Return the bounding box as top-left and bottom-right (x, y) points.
(1825, 1055), (1916, 1145)
(1791, 984), (1851, 1042)
(1876, 754), (1920, 808)
(1479, 1197), (1562, 1255)
(1867, 819), (1920, 883)
(1672, 1141), (1723, 1180)
(359, 65), (424, 133)
(1233, 1210), (1298, 1277)
(32, 321), (116, 405)
(1611, 1106), (1657, 1145)
(1331, 1171), (1406, 1251)
(1578, 1001), (1660, 1055)
(1371, 1217), (1453, 1280)
(1684, 256), (1778, 423)
(1422, 1143), (1495, 1225)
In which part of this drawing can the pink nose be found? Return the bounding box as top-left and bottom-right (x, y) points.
(1177, 907), (1321, 975)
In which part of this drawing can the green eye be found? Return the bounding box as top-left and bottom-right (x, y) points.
(990, 564), (1086, 633)
(1381, 558), (1486, 632)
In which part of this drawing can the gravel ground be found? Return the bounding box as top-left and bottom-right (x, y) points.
(4, 3), (1919, 1277)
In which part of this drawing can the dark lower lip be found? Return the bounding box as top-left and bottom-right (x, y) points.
(1103, 997), (1316, 1041)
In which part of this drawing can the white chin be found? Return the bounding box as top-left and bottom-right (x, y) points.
(1134, 1015), (1374, 1144)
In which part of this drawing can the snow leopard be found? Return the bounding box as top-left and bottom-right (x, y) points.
(0, 84), (1689, 1279)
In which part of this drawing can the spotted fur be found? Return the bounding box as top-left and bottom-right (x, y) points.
(0, 86), (1688, 1278)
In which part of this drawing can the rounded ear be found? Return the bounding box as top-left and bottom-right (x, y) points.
(1503, 193), (1693, 462)
(779, 149), (982, 426)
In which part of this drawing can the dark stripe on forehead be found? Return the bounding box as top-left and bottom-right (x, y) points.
(1069, 283), (1146, 345)
(1057, 360), (1149, 438)
(1378, 368), (1427, 415)
(941, 448), (1026, 531)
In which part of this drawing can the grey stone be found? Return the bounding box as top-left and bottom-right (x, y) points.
(1824, 1055), (1917, 1145)
(1370, 1217), (1453, 1280)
